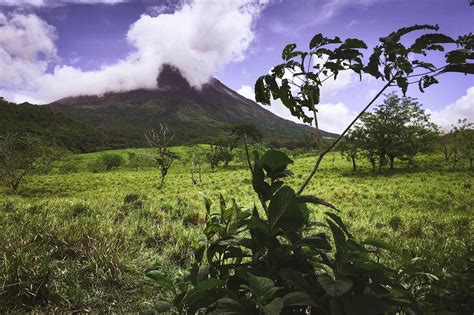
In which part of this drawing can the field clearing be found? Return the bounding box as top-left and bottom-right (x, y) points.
(1, 148), (472, 312)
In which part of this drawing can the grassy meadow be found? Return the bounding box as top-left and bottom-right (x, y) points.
(0, 147), (472, 312)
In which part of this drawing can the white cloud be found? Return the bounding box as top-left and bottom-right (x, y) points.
(317, 102), (355, 133)
(427, 86), (474, 130)
(0, 0), (267, 103)
(0, 12), (56, 90)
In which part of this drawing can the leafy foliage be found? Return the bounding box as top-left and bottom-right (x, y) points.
(351, 93), (438, 172)
(0, 133), (63, 192)
(148, 150), (416, 314)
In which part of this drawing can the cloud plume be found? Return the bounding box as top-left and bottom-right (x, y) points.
(0, 0), (266, 103)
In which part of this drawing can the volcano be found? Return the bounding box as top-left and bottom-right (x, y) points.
(48, 65), (336, 147)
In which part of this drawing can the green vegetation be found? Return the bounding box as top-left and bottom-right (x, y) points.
(0, 149), (471, 312)
(1, 24), (473, 314)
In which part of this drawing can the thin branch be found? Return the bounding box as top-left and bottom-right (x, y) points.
(243, 134), (254, 175)
(296, 76), (397, 195)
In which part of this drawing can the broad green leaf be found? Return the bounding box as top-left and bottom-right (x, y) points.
(317, 273), (353, 297)
(268, 186), (295, 231)
(410, 33), (455, 52)
(282, 291), (316, 306)
(213, 297), (250, 314)
(191, 277), (224, 294)
(200, 192), (212, 214)
(296, 195), (339, 211)
(279, 268), (315, 295)
(277, 200), (309, 233)
(340, 38), (367, 49)
(309, 34), (324, 49)
(442, 64), (474, 74)
(262, 298), (284, 315)
(245, 273), (281, 302)
(362, 237), (399, 254)
(325, 212), (352, 237)
(260, 150), (294, 175)
(255, 76), (271, 105)
(300, 234), (331, 250)
(445, 49), (474, 64)
(383, 24), (439, 42)
(282, 43), (297, 60)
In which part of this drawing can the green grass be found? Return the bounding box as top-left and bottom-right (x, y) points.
(0, 148), (472, 312)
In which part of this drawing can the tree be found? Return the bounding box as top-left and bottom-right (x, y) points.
(443, 119), (474, 168)
(188, 145), (205, 184)
(338, 130), (361, 171)
(208, 124), (263, 168)
(0, 133), (60, 193)
(145, 124), (174, 188)
(353, 93), (438, 172)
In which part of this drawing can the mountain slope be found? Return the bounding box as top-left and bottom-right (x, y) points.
(49, 65), (336, 147)
(0, 98), (109, 152)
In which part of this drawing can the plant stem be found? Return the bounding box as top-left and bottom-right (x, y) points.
(296, 77), (396, 195)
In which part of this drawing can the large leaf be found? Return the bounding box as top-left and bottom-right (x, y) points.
(255, 76), (271, 105)
(145, 270), (174, 291)
(213, 297), (250, 315)
(362, 237), (399, 254)
(317, 273), (353, 297)
(262, 298), (284, 315)
(296, 195), (339, 211)
(442, 64), (474, 74)
(245, 273), (281, 302)
(276, 200), (309, 233)
(282, 291), (316, 307)
(279, 268), (317, 295)
(410, 33), (455, 52)
(200, 193), (212, 214)
(325, 212), (352, 237)
(282, 43), (297, 61)
(309, 34), (324, 49)
(268, 186), (295, 231)
(340, 38), (367, 49)
(260, 150), (294, 176)
(383, 24), (439, 42)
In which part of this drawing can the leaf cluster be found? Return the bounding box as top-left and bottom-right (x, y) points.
(149, 150), (417, 314)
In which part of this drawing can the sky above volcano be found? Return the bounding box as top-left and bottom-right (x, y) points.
(0, 0), (473, 132)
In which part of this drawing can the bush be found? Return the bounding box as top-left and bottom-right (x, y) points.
(100, 153), (124, 171)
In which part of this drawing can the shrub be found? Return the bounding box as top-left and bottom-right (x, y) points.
(100, 153), (124, 171)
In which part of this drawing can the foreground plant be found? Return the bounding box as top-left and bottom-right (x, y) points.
(147, 25), (473, 314)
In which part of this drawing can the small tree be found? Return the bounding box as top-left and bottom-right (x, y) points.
(188, 145), (205, 184)
(209, 124), (263, 168)
(145, 124), (174, 188)
(0, 133), (60, 193)
(338, 130), (361, 171)
(444, 119), (474, 168)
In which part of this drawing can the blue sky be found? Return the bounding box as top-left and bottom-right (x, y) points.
(0, 0), (472, 132)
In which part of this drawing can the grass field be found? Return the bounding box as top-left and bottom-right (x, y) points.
(1, 148), (472, 312)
